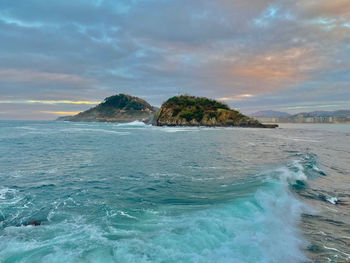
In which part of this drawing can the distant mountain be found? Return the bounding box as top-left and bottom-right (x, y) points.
(249, 110), (292, 117)
(292, 110), (350, 117)
(250, 110), (350, 118)
(57, 94), (158, 123)
(251, 109), (350, 123)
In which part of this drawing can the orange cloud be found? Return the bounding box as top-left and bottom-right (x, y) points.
(297, 0), (350, 16)
(234, 48), (319, 85)
(235, 65), (298, 82)
(40, 111), (81, 115)
(218, 94), (254, 102)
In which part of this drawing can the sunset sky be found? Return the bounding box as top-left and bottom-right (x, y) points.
(0, 0), (349, 120)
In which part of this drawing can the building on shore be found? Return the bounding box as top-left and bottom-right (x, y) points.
(253, 115), (350, 124)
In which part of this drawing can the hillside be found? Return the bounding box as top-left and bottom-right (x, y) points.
(155, 95), (275, 127)
(60, 94), (157, 123)
(293, 110), (350, 118)
(250, 110), (292, 117)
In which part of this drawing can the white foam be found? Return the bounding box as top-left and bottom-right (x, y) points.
(312, 165), (321, 172)
(61, 128), (130, 135)
(277, 160), (307, 183)
(116, 121), (147, 127)
(158, 127), (199, 133)
(15, 126), (38, 131)
(119, 211), (137, 219)
(323, 245), (350, 258)
(326, 196), (338, 205)
(0, 188), (17, 200)
(0, 188), (22, 207)
(271, 135), (319, 143)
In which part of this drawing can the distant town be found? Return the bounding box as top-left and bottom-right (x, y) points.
(249, 110), (350, 124)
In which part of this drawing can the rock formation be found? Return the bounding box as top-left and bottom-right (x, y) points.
(155, 95), (276, 128)
(58, 94), (157, 123)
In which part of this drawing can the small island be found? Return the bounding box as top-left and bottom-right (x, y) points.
(58, 94), (158, 123)
(155, 95), (277, 128)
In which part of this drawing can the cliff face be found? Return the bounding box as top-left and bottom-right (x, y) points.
(63, 94), (157, 123)
(155, 95), (270, 127)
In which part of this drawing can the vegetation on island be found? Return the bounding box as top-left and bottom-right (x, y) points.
(164, 96), (230, 121)
(101, 94), (153, 111)
(155, 95), (269, 127)
(63, 94), (157, 123)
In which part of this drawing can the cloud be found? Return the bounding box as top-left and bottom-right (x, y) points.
(234, 48), (319, 84)
(218, 94), (254, 102)
(27, 100), (99, 105)
(296, 0), (350, 17)
(0, 0), (348, 119)
(39, 111), (81, 115)
(0, 100), (99, 105)
(0, 69), (91, 84)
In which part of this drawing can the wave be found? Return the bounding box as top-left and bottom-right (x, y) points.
(157, 127), (200, 133)
(61, 128), (130, 135)
(282, 160), (308, 182)
(103, 179), (308, 263)
(0, 163), (310, 263)
(116, 121), (148, 127)
(325, 196), (338, 205)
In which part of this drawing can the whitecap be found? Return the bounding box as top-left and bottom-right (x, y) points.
(323, 245), (350, 258)
(0, 188), (22, 206)
(116, 121), (147, 127)
(61, 128), (130, 135)
(158, 127), (199, 133)
(119, 211), (137, 219)
(15, 126), (37, 131)
(276, 160), (307, 183)
(313, 165), (321, 172)
(0, 188), (17, 200)
(271, 135), (319, 143)
(326, 196), (338, 205)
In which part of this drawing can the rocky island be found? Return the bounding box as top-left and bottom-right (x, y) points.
(58, 94), (157, 123)
(155, 95), (277, 128)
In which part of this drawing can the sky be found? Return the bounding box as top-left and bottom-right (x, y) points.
(0, 0), (349, 120)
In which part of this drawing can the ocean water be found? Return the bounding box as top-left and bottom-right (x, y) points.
(0, 121), (349, 263)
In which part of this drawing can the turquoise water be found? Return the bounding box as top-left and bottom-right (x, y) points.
(0, 121), (349, 262)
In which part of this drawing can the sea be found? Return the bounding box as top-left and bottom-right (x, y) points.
(0, 121), (349, 263)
